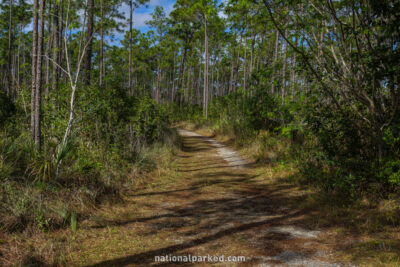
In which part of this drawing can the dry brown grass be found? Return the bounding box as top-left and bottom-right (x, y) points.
(2, 124), (399, 266)
(0, 139), (180, 266)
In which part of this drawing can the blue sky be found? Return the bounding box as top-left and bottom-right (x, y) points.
(120, 0), (176, 33)
(114, 0), (227, 45)
(22, 0), (227, 45)
(121, 0), (228, 32)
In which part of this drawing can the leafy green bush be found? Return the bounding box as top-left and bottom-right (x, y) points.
(0, 82), (180, 234)
(207, 87), (293, 144)
(379, 159), (400, 187)
(130, 96), (170, 144)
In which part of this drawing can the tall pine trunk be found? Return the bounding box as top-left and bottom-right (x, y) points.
(7, 0), (13, 97)
(210, 54), (214, 105)
(156, 57), (161, 102)
(99, 0), (104, 87)
(34, 0), (46, 151)
(281, 27), (288, 100)
(197, 63), (202, 106)
(203, 16), (209, 118)
(271, 30), (279, 94)
(31, 0), (39, 141)
(229, 49), (234, 93)
(290, 36), (298, 100)
(178, 48), (187, 106)
(256, 34), (265, 72)
(44, 0), (52, 98)
(243, 39), (247, 91)
(51, 0), (59, 92)
(128, 0), (133, 94)
(250, 31), (256, 76)
(171, 52), (176, 102)
(84, 0), (94, 86)
(233, 32), (242, 92)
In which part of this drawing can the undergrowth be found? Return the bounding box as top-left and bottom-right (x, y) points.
(0, 89), (181, 266)
(179, 86), (400, 231)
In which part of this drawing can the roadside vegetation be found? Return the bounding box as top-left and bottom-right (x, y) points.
(0, 87), (182, 264)
(179, 86), (400, 265)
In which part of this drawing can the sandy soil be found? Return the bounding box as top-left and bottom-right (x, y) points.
(62, 129), (357, 266)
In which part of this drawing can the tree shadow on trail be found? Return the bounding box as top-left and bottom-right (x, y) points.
(86, 210), (301, 266)
(84, 132), (373, 266)
(86, 178), (315, 266)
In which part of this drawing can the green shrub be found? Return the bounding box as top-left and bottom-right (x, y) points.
(130, 96), (170, 144)
(379, 159), (400, 187)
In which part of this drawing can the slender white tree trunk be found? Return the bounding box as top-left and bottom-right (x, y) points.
(203, 15), (209, 118)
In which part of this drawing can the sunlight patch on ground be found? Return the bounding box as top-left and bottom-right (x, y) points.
(178, 128), (247, 168)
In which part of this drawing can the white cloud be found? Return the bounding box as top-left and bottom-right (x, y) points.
(108, 0), (175, 46)
(119, 0), (175, 29)
(133, 12), (153, 28)
(218, 10), (227, 19)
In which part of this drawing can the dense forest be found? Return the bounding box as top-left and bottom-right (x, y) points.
(0, 0), (399, 265)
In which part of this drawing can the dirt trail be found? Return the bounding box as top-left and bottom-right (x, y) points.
(67, 129), (356, 266)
